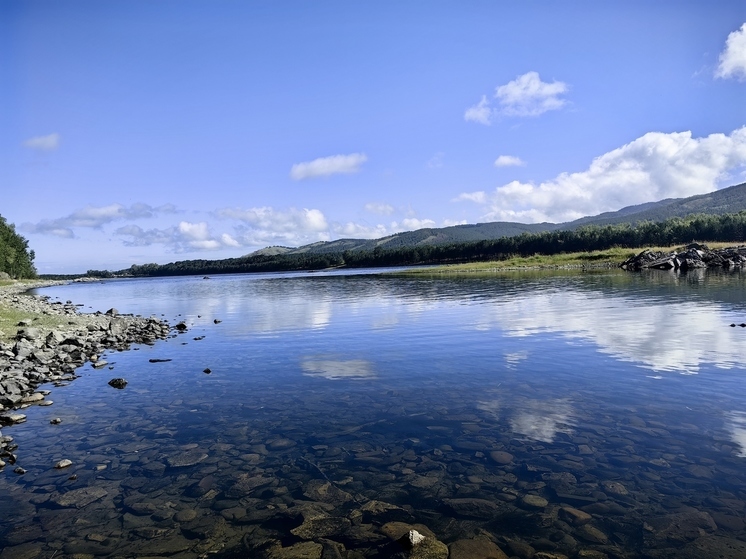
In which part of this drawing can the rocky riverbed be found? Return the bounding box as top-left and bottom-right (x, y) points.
(0, 281), (170, 474)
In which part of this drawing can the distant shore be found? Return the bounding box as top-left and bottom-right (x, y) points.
(391, 243), (743, 275)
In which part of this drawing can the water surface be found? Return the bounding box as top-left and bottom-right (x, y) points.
(2, 269), (746, 558)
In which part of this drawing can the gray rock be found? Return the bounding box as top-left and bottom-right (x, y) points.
(166, 449), (208, 467)
(108, 378), (127, 389)
(52, 486), (108, 508)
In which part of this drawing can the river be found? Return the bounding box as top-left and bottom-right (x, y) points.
(1, 268), (746, 558)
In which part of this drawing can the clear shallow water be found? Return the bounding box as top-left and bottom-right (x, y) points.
(2, 269), (746, 558)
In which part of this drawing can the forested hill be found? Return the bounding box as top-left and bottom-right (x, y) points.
(109, 212), (746, 278)
(0, 214), (37, 279)
(286, 181), (746, 255)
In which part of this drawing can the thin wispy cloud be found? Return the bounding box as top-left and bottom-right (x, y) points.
(456, 127), (746, 223)
(426, 152), (445, 169)
(494, 155), (526, 167)
(465, 72), (568, 125)
(290, 153), (368, 180)
(716, 23), (746, 81)
(22, 203), (179, 238)
(364, 202), (394, 215)
(23, 133), (61, 151)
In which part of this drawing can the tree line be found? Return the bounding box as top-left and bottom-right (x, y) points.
(0, 214), (37, 279)
(89, 211), (746, 278)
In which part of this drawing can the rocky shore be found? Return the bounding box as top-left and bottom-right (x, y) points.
(0, 281), (170, 471)
(620, 243), (746, 271)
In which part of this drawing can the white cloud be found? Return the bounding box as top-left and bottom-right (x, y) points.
(453, 191), (487, 204)
(221, 233), (240, 247)
(116, 221), (233, 252)
(464, 95), (492, 125)
(443, 219), (468, 227)
(397, 218), (436, 230)
(426, 151), (445, 168)
(494, 155), (526, 167)
(495, 72), (568, 117)
(290, 153), (368, 180)
(457, 127), (746, 223)
(22, 203), (178, 237)
(23, 133), (60, 151)
(465, 72), (568, 125)
(333, 222), (389, 239)
(364, 202), (394, 215)
(217, 206), (331, 247)
(716, 23), (746, 81)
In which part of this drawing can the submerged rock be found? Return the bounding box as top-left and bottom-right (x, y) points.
(108, 378), (128, 389)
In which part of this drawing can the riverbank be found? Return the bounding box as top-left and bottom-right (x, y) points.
(0, 280), (171, 472)
(392, 243), (741, 275)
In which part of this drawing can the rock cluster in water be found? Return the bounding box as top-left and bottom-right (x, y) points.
(620, 243), (746, 271)
(0, 281), (170, 472)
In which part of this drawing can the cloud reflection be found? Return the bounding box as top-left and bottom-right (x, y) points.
(726, 412), (746, 457)
(480, 290), (742, 374)
(478, 397), (574, 442)
(510, 399), (575, 442)
(301, 358), (376, 380)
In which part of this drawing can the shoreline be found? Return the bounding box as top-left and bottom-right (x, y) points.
(0, 280), (171, 473)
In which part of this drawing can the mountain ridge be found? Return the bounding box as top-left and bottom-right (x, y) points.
(274, 181), (746, 255)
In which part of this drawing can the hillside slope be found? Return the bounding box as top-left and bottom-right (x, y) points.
(287, 181), (746, 254)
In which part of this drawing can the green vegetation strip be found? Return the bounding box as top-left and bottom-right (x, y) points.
(395, 244), (735, 274)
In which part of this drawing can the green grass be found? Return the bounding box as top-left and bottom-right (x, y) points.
(395, 243), (737, 275)
(0, 280), (81, 343)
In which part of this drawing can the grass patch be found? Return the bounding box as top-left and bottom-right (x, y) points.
(395, 243), (737, 275)
(0, 280), (79, 342)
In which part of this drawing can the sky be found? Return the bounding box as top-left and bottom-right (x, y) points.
(3, 1), (746, 273)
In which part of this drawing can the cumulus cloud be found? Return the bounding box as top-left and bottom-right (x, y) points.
(495, 155), (526, 167)
(332, 222), (390, 239)
(217, 206), (332, 247)
(464, 95), (492, 125)
(23, 133), (60, 151)
(453, 191), (487, 204)
(22, 203), (178, 237)
(456, 127), (746, 223)
(115, 221), (234, 251)
(465, 72), (568, 125)
(443, 219), (468, 227)
(716, 23), (746, 81)
(397, 218), (436, 230)
(495, 72), (568, 117)
(290, 153), (368, 180)
(365, 202), (395, 215)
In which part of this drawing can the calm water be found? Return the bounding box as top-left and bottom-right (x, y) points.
(2, 269), (746, 558)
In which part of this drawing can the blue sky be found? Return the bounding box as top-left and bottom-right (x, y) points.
(3, 1), (746, 273)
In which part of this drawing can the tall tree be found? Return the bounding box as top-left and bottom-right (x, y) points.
(0, 214), (37, 279)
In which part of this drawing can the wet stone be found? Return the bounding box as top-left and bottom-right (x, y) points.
(448, 536), (509, 559)
(489, 450), (514, 465)
(51, 486), (108, 508)
(166, 449), (208, 467)
(174, 508), (198, 522)
(0, 543), (42, 559)
(559, 506), (592, 526)
(521, 494), (549, 509)
(444, 498), (499, 519)
(575, 524), (608, 544)
(291, 516), (351, 539)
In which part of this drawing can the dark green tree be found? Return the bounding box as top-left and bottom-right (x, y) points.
(0, 214), (37, 278)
